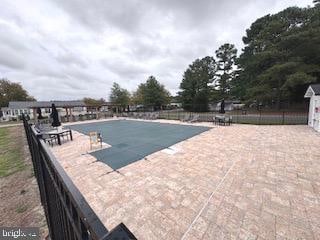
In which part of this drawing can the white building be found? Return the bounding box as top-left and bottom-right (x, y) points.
(304, 84), (320, 132)
(209, 100), (245, 112)
(1, 100), (88, 121)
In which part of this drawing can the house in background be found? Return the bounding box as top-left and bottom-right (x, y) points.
(305, 84), (320, 132)
(1, 100), (88, 121)
(209, 100), (245, 112)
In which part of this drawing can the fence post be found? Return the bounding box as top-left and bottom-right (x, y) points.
(282, 111), (285, 125)
(259, 110), (261, 125)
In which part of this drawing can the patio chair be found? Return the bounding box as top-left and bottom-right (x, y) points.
(42, 133), (58, 147)
(225, 115), (232, 126)
(153, 113), (159, 120)
(89, 132), (103, 150)
(150, 112), (157, 120)
(145, 113), (151, 120)
(147, 113), (153, 120)
(213, 115), (223, 125)
(189, 114), (199, 123)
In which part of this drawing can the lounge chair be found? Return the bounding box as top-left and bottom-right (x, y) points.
(147, 113), (153, 120)
(40, 123), (54, 132)
(213, 115), (223, 125)
(189, 114), (199, 123)
(214, 115), (232, 126)
(133, 112), (138, 118)
(145, 113), (151, 120)
(153, 113), (159, 120)
(181, 114), (190, 122)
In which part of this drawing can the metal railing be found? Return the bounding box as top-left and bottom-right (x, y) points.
(119, 109), (308, 125)
(22, 115), (136, 240)
(60, 112), (114, 123)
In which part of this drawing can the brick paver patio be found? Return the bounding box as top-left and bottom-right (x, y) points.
(51, 119), (320, 240)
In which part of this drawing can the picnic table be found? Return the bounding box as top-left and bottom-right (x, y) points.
(47, 129), (73, 145)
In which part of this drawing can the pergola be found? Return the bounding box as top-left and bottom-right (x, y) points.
(9, 101), (86, 120)
(7, 100), (124, 122)
(85, 102), (122, 113)
(26, 100), (85, 121)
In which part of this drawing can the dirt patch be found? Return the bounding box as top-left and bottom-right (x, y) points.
(0, 126), (48, 239)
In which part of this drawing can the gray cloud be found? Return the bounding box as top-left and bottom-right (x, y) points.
(51, 0), (146, 33)
(0, 45), (26, 70)
(55, 52), (88, 68)
(101, 58), (147, 79)
(0, 0), (312, 100)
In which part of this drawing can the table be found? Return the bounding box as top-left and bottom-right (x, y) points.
(214, 115), (232, 126)
(47, 129), (73, 145)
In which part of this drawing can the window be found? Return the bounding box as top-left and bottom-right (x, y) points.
(74, 107), (84, 112)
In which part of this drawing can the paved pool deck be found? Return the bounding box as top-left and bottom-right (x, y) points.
(51, 118), (320, 240)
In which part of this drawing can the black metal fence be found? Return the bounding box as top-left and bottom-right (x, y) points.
(60, 112), (114, 123)
(22, 115), (136, 240)
(122, 109), (308, 125)
(30, 108), (307, 125)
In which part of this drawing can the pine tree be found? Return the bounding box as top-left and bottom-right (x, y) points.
(214, 44), (237, 99)
(179, 56), (216, 111)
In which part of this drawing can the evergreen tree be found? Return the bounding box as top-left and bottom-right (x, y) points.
(134, 76), (170, 110)
(214, 44), (238, 99)
(179, 56), (216, 112)
(236, 5), (320, 108)
(109, 82), (130, 111)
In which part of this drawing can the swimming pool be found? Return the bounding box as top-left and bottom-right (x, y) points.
(69, 120), (210, 170)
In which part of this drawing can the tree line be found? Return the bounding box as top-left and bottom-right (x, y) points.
(1, 1), (319, 112)
(108, 76), (171, 111)
(235, 0), (320, 109)
(111, 1), (320, 112)
(0, 79), (35, 108)
(180, 1), (320, 111)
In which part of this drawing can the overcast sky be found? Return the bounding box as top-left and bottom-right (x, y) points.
(0, 0), (312, 101)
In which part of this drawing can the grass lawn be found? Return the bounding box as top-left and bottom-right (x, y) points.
(0, 127), (26, 177)
(0, 120), (22, 125)
(0, 126), (47, 237)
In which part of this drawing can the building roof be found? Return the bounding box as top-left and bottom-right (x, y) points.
(8, 100), (85, 109)
(305, 84), (320, 98)
(310, 84), (320, 95)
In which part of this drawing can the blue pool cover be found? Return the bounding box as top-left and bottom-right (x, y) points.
(68, 120), (210, 170)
